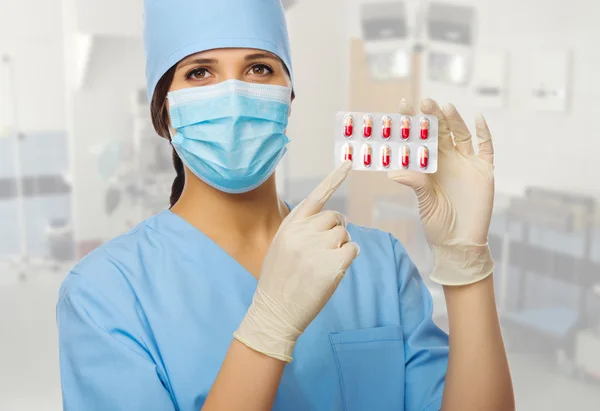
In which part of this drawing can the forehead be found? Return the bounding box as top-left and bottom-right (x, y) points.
(178, 48), (282, 65)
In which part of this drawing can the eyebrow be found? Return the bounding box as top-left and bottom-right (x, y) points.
(177, 58), (219, 70)
(244, 53), (278, 62)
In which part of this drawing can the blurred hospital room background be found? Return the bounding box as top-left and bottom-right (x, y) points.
(1, 0), (600, 409)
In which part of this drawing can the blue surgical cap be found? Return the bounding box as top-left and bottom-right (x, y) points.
(143, 0), (294, 102)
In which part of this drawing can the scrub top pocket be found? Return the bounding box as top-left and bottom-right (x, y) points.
(329, 326), (405, 411)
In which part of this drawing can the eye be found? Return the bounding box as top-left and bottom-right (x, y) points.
(247, 64), (273, 76)
(186, 68), (213, 80)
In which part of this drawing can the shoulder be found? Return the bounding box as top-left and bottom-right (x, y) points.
(55, 217), (172, 368)
(58, 212), (169, 309)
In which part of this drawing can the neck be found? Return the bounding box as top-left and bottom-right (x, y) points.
(171, 171), (288, 243)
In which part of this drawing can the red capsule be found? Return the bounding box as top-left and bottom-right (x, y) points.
(401, 117), (411, 140)
(382, 116), (392, 139)
(419, 146), (429, 169)
(401, 146), (410, 169)
(363, 115), (373, 138)
(420, 118), (430, 140)
(344, 115), (354, 138)
(362, 144), (372, 167)
(381, 145), (391, 168)
(343, 143), (353, 161)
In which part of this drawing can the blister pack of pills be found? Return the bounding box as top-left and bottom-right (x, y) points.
(334, 112), (439, 173)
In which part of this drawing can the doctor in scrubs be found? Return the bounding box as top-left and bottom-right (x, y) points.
(57, 0), (514, 410)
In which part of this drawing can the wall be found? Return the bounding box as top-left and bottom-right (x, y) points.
(75, 0), (143, 36)
(67, 37), (147, 245)
(62, 0), (147, 248)
(0, 0), (66, 132)
(0, 0), (68, 258)
(345, 0), (600, 198)
(0, 132), (70, 257)
(284, 0), (350, 181)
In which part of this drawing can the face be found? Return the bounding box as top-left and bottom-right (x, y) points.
(169, 48), (292, 93)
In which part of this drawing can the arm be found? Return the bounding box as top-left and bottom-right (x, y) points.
(57, 277), (176, 411)
(441, 276), (514, 411)
(201, 340), (285, 411)
(389, 98), (515, 411)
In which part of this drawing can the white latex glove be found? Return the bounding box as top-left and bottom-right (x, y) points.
(234, 161), (360, 362)
(389, 99), (495, 286)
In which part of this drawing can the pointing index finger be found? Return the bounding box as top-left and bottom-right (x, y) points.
(293, 161), (352, 220)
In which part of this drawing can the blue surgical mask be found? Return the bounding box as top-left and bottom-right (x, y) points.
(168, 80), (292, 194)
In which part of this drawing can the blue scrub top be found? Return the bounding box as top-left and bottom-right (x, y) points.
(57, 209), (448, 411)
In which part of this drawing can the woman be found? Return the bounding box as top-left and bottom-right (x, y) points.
(56, 0), (514, 410)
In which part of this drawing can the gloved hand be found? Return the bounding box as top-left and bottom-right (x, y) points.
(234, 161), (360, 362)
(389, 99), (495, 286)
